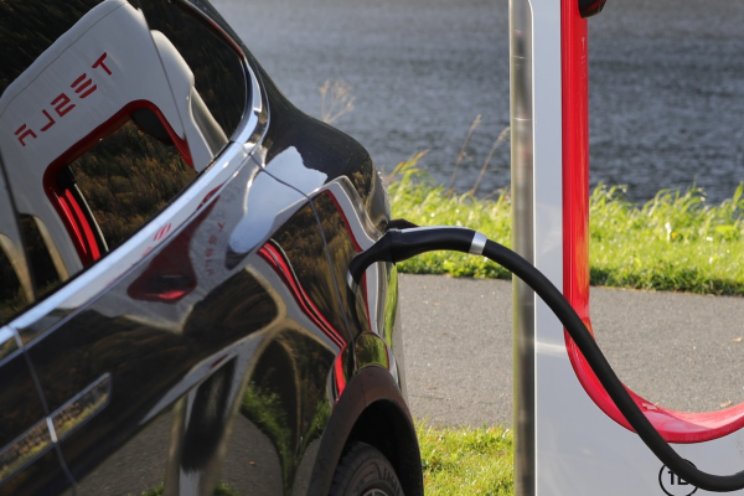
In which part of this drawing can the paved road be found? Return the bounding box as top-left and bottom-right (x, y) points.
(400, 274), (744, 427)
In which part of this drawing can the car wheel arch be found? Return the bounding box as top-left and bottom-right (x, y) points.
(306, 365), (423, 496)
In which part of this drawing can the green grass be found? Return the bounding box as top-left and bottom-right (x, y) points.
(417, 423), (513, 496)
(589, 184), (744, 294)
(388, 157), (744, 295)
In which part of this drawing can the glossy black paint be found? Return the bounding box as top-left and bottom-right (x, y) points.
(0, 349), (73, 494)
(579, 0), (608, 17)
(0, 1), (420, 495)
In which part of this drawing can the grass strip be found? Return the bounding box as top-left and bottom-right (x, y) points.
(417, 422), (514, 495)
(388, 157), (744, 295)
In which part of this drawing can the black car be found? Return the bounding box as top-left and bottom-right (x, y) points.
(0, 1), (422, 494)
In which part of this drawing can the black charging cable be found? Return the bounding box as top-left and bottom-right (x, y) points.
(349, 225), (744, 493)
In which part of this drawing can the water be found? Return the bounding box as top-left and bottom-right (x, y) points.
(214, 0), (744, 203)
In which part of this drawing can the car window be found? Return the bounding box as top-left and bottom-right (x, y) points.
(0, 0), (248, 296)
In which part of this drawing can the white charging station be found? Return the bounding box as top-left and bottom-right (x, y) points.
(510, 1), (744, 495)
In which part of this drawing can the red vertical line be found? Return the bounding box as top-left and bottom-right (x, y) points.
(266, 241), (347, 346)
(53, 192), (89, 263)
(333, 347), (348, 397)
(259, 243), (346, 349)
(561, 0), (591, 332)
(64, 188), (101, 262)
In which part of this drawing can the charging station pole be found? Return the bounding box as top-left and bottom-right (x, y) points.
(511, 1), (744, 495)
(510, 0), (564, 493)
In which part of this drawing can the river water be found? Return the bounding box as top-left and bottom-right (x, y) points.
(214, 0), (744, 203)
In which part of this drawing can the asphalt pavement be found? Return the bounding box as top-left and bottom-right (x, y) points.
(399, 274), (744, 427)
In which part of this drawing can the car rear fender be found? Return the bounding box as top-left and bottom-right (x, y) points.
(307, 365), (423, 496)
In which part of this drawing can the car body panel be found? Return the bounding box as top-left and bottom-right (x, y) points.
(0, 1), (418, 494)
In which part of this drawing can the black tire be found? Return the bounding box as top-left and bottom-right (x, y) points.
(329, 441), (405, 496)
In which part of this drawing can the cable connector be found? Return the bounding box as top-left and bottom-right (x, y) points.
(348, 226), (482, 286)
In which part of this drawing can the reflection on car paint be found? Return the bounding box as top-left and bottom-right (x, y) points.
(0, 173), (34, 323)
(258, 240), (346, 350)
(50, 373), (111, 444)
(18, 173), (351, 494)
(0, 349), (62, 493)
(0, 416), (53, 485)
(0, 328), (19, 366)
(13, 52), (114, 149)
(227, 158), (307, 259)
(0, 373), (109, 485)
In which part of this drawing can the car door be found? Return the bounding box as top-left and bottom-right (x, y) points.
(0, 0), (264, 493)
(0, 166), (78, 495)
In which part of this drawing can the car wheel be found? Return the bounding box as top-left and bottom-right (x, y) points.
(330, 441), (404, 496)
